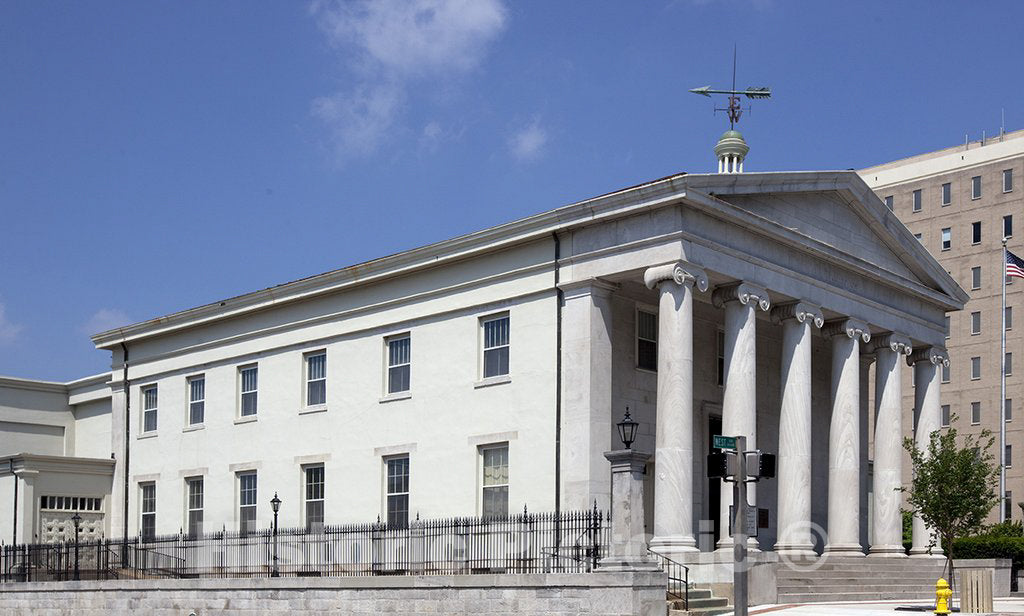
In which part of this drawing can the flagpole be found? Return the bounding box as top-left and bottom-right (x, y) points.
(1002, 237), (1008, 522)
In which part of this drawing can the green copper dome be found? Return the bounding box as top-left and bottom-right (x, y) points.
(720, 129), (745, 141)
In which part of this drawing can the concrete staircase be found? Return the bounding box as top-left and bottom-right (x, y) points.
(776, 557), (948, 603)
(667, 585), (731, 615)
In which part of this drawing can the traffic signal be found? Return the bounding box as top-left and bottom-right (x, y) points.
(707, 452), (736, 479)
(745, 452), (776, 479)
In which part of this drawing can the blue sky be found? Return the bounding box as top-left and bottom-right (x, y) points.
(2, 0), (1023, 381)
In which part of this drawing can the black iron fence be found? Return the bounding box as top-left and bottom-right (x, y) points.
(1, 508), (608, 583)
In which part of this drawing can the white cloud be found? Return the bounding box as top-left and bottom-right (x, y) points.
(508, 119), (548, 162)
(310, 0), (507, 161)
(0, 303), (22, 345)
(81, 308), (132, 336)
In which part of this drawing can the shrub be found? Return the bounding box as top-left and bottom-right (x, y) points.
(985, 520), (1024, 537)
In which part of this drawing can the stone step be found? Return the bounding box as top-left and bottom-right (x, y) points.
(778, 573), (947, 582)
(778, 591), (939, 603)
(778, 584), (944, 594)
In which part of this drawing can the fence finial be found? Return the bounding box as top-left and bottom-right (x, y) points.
(523, 503), (528, 515)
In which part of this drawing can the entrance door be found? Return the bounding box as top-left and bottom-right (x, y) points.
(707, 415), (722, 547)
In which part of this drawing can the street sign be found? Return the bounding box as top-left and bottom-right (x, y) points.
(728, 504), (758, 537)
(713, 435), (737, 450)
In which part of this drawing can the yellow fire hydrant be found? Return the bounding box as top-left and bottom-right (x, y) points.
(935, 578), (952, 615)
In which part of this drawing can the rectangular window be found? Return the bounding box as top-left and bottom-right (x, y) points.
(387, 336), (411, 394)
(1005, 169), (1014, 193)
(482, 315), (510, 378)
(912, 189), (922, 212)
(944, 315), (951, 339)
(239, 365), (258, 417)
(1007, 352), (1014, 376)
(140, 483), (156, 540)
(186, 477), (203, 538)
(884, 195), (893, 210)
(716, 330), (725, 387)
(971, 401), (981, 425)
(305, 465), (325, 530)
(971, 356), (981, 380)
(1008, 307), (1014, 331)
(941, 227), (951, 251)
(942, 182), (951, 205)
(972, 266), (982, 290)
(1007, 445), (1013, 468)
(972, 175), (982, 199)
(142, 385), (158, 433)
(238, 472), (257, 533)
(386, 457), (409, 528)
(188, 376), (205, 426)
(941, 404), (951, 427)
(972, 221), (982, 244)
(1008, 398), (1014, 422)
(914, 232), (923, 242)
(636, 309), (658, 372)
(971, 311), (981, 335)
(1005, 215), (1014, 239)
(941, 362), (950, 383)
(1006, 492), (1014, 520)
(481, 445), (509, 518)
(305, 351), (326, 406)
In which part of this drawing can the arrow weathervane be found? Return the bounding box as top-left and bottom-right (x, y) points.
(690, 46), (771, 129)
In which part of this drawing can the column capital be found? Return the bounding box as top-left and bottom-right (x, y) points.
(908, 346), (950, 367)
(604, 449), (652, 473)
(643, 261), (708, 293)
(712, 281), (771, 311)
(823, 318), (871, 343)
(558, 278), (619, 300)
(771, 301), (824, 328)
(868, 332), (913, 356)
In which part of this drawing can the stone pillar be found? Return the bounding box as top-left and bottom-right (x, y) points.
(560, 279), (618, 512)
(712, 281), (771, 550)
(824, 319), (871, 556)
(598, 449), (660, 571)
(643, 261), (708, 558)
(869, 333), (913, 557)
(909, 346), (949, 558)
(772, 301), (824, 556)
(16, 469), (38, 543)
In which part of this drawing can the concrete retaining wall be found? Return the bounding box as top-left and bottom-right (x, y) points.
(0, 572), (667, 616)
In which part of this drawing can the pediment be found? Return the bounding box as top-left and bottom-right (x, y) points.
(682, 172), (969, 309)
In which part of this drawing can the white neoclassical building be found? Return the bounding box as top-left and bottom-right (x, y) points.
(1, 168), (966, 566)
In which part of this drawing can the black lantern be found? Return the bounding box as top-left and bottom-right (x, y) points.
(617, 407), (639, 449)
(270, 493), (281, 514)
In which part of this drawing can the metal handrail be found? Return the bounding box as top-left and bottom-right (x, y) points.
(646, 547), (689, 610)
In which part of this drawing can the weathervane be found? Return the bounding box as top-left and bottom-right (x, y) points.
(690, 46), (771, 130)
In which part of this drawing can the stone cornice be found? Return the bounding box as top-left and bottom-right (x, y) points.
(823, 318), (871, 342)
(908, 346), (950, 367)
(771, 301), (824, 328)
(868, 332), (913, 355)
(0, 376), (66, 394)
(643, 261), (708, 293)
(0, 453), (115, 477)
(712, 282), (771, 311)
(558, 278), (619, 300)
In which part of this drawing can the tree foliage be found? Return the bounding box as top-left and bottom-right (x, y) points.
(903, 419), (1000, 583)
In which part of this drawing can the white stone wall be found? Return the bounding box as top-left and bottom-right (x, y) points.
(0, 381), (72, 457)
(70, 399), (112, 460)
(0, 573), (668, 616)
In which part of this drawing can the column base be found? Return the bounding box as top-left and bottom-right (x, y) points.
(867, 544), (907, 558)
(823, 543), (864, 557)
(597, 556), (662, 572)
(909, 547), (945, 558)
(773, 542), (817, 558)
(715, 537), (760, 552)
(648, 535), (699, 561)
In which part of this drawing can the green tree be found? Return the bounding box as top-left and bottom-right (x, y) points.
(903, 420), (1000, 588)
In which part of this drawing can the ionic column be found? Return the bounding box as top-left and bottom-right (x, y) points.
(772, 301), (824, 556)
(712, 281), (771, 550)
(824, 319), (871, 556)
(868, 333), (913, 557)
(909, 346), (949, 558)
(644, 261), (708, 557)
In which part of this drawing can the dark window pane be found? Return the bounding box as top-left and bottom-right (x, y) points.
(389, 365), (410, 393)
(482, 486), (508, 518)
(484, 347), (509, 377)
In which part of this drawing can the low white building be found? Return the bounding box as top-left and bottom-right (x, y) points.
(1, 167), (967, 564)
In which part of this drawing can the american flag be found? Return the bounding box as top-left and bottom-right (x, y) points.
(1008, 249), (1024, 280)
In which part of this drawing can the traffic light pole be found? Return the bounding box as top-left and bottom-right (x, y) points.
(733, 435), (748, 616)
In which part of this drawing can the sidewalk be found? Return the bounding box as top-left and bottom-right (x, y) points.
(717, 598), (1024, 615)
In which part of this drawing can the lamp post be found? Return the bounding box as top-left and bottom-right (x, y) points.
(70, 512), (82, 581)
(270, 492), (281, 578)
(617, 407), (639, 449)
